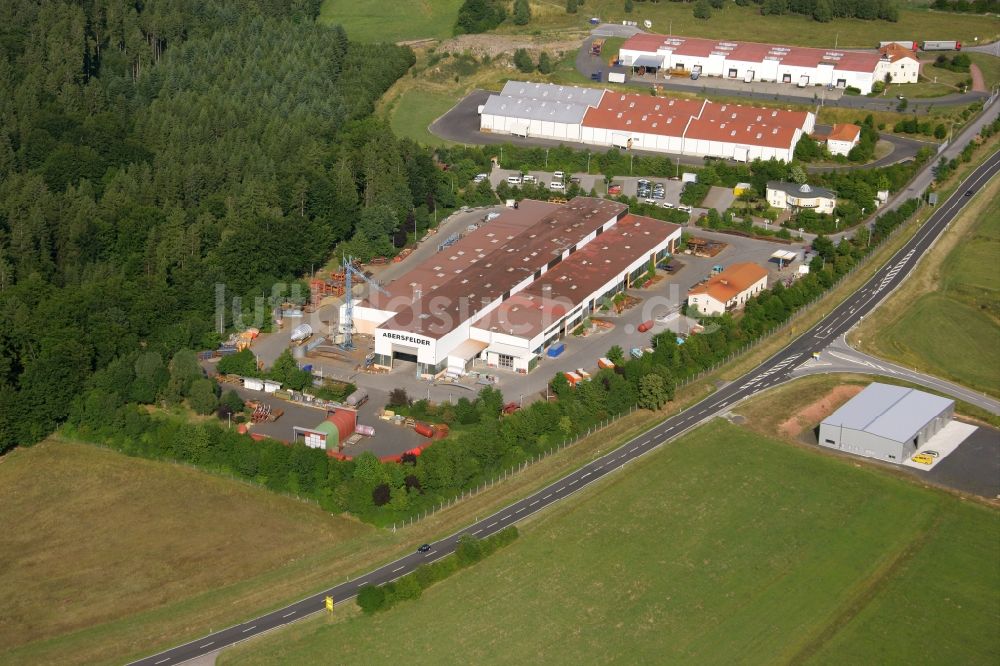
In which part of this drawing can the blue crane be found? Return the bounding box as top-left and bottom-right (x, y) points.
(340, 256), (388, 351)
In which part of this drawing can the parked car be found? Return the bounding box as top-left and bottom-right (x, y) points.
(506, 175), (522, 185)
(644, 197), (656, 204)
(911, 453), (935, 465)
(522, 174), (536, 184)
(417, 543), (432, 553)
(570, 176), (581, 184)
(550, 181), (565, 191)
(553, 171), (565, 180)
(677, 204), (693, 213)
(660, 201), (674, 209)
(473, 173), (488, 183)
(608, 184), (622, 195)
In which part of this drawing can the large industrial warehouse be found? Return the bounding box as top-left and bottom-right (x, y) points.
(342, 197), (681, 376)
(619, 33), (905, 95)
(481, 81), (815, 162)
(819, 383), (955, 463)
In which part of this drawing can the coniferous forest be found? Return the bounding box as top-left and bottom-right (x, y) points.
(0, 1), (444, 452)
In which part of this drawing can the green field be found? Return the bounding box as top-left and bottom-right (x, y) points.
(221, 419), (1000, 665)
(0, 439), (377, 665)
(386, 87), (459, 146)
(506, 2), (999, 49)
(864, 179), (1000, 397)
(318, 0), (463, 42)
(317, 0), (999, 48)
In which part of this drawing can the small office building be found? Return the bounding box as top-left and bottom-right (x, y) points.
(819, 383), (955, 463)
(767, 181), (837, 215)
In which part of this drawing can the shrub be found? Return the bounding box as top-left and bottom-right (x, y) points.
(357, 585), (387, 614)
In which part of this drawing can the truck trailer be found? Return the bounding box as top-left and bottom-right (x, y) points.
(921, 40), (961, 51)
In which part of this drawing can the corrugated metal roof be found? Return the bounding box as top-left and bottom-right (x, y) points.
(500, 80), (606, 107)
(481, 93), (593, 125)
(822, 383), (953, 443)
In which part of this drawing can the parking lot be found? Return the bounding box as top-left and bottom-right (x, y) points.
(903, 423), (1000, 498)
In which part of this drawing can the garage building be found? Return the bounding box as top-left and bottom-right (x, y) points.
(819, 383), (954, 463)
(620, 33), (905, 94)
(343, 197), (681, 376)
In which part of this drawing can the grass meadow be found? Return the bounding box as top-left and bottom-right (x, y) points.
(220, 419), (1000, 665)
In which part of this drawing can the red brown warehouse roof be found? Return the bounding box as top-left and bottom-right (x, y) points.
(473, 214), (680, 341)
(368, 197), (629, 339)
(583, 96), (808, 150)
(688, 262), (768, 304)
(622, 33), (881, 74)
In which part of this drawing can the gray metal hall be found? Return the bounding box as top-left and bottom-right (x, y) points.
(819, 383), (954, 463)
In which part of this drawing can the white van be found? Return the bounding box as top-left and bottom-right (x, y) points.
(506, 175), (522, 186)
(550, 181), (565, 191)
(552, 171), (565, 181)
(522, 174), (536, 184)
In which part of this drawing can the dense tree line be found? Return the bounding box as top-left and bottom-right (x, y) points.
(930, 0), (999, 13)
(0, 1), (447, 454)
(454, 0), (507, 34)
(635, 0), (897, 22)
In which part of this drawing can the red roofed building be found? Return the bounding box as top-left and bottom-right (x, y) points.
(620, 33), (904, 94)
(825, 123), (861, 157)
(688, 262), (769, 316)
(878, 43), (920, 84)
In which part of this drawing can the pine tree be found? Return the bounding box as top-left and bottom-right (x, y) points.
(514, 0), (531, 25)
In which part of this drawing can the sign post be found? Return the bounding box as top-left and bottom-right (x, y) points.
(325, 596), (334, 613)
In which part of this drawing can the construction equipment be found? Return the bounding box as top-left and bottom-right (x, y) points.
(340, 255), (388, 350)
(591, 38), (605, 56)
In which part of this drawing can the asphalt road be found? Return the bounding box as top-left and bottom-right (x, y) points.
(794, 335), (1000, 416)
(128, 140), (1000, 666)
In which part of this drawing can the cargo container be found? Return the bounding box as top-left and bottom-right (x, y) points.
(547, 342), (566, 357)
(598, 357), (616, 369)
(637, 320), (654, 333)
(608, 72), (626, 84)
(921, 40), (961, 51)
(356, 424), (375, 437)
(576, 368), (592, 381)
(346, 389), (368, 408)
(414, 422), (435, 438)
(563, 371), (582, 386)
(879, 40), (918, 51)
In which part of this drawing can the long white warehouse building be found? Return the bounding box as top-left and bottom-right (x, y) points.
(620, 33), (907, 95)
(342, 197), (681, 376)
(481, 81), (815, 162)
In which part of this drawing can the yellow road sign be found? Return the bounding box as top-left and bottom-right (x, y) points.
(325, 596), (334, 612)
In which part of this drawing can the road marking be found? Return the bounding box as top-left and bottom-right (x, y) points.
(543, 494), (552, 500)
(640, 440), (649, 445)
(242, 626), (256, 633)
(530, 500), (538, 506)
(557, 486), (565, 492)
(155, 659), (170, 665)
(569, 479), (577, 485)
(424, 551), (435, 557)
(392, 566), (404, 572)
(515, 507), (524, 513)
(200, 642), (214, 649)
(582, 472), (591, 478)
(501, 514), (510, 520)
(487, 522), (497, 528)
(283, 611), (296, 618)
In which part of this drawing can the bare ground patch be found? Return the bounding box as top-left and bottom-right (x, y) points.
(777, 385), (864, 438)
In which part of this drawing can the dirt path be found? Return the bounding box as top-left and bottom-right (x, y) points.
(778, 385), (863, 438)
(970, 63), (986, 92)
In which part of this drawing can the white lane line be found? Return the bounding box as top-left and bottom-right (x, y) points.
(242, 626), (256, 633)
(424, 551), (436, 557)
(569, 479), (577, 486)
(530, 500), (538, 506)
(582, 472), (591, 478)
(155, 659), (170, 665)
(487, 522), (497, 528)
(392, 566), (404, 572)
(557, 486), (565, 492)
(200, 642), (214, 649)
(283, 611), (296, 618)
(543, 494), (552, 500)
(472, 528), (482, 535)
(501, 514), (510, 520)
(640, 440), (650, 445)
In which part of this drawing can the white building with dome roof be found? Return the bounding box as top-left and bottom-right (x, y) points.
(766, 181), (836, 215)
